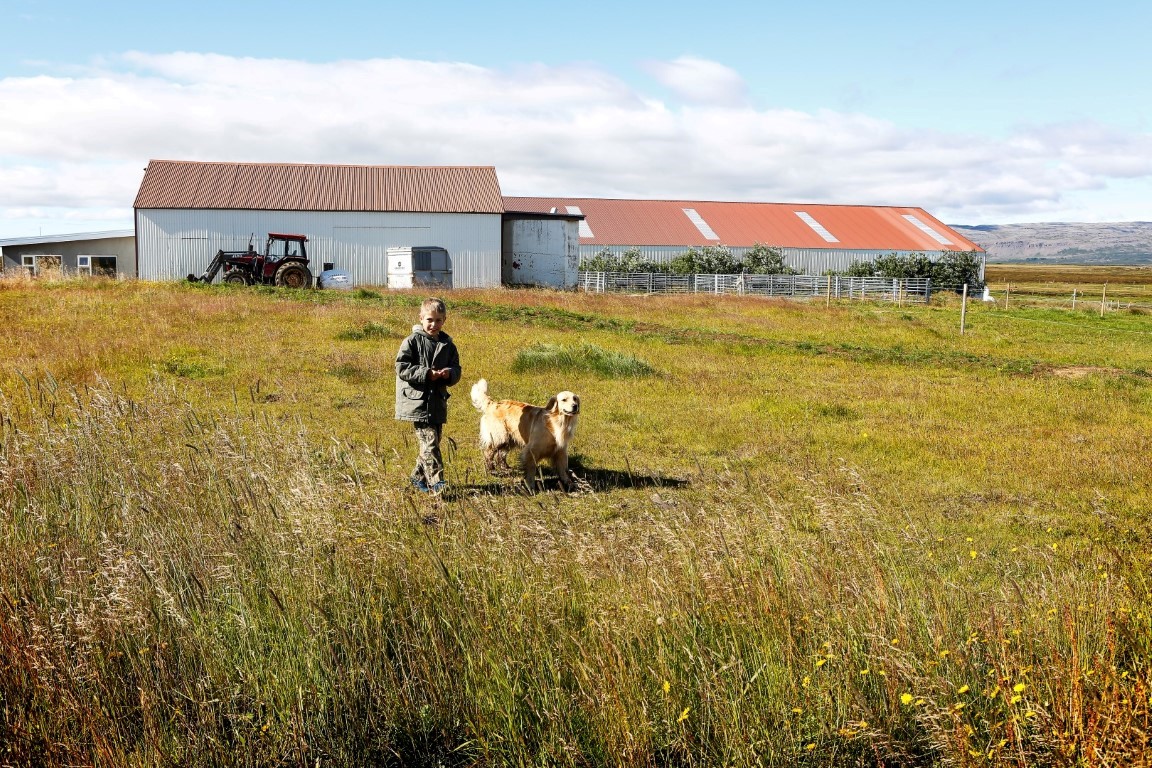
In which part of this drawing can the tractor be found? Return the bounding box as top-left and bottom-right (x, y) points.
(187, 233), (313, 288)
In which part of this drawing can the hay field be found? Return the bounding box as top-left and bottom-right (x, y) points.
(1, 279), (1149, 766)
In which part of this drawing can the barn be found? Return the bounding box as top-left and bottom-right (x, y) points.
(0, 230), (136, 278)
(134, 161), (511, 288)
(503, 197), (985, 278)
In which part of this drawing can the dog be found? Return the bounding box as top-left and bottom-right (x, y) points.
(470, 379), (580, 491)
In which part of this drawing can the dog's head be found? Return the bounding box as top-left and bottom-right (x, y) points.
(546, 391), (580, 417)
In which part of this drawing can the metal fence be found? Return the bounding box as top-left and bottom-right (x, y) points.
(578, 272), (934, 303)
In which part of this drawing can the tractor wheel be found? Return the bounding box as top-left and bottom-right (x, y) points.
(274, 262), (313, 289)
(223, 272), (250, 285)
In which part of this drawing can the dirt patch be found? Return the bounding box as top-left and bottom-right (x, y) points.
(1048, 365), (1119, 379)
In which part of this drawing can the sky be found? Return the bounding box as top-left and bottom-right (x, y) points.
(1, 0), (1150, 238)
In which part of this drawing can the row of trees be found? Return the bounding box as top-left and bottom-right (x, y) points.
(581, 244), (796, 276)
(580, 245), (984, 287)
(839, 250), (984, 288)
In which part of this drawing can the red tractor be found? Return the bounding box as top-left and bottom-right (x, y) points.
(187, 233), (313, 288)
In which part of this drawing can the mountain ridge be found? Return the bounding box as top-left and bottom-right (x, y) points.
(949, 222), (1152, 264)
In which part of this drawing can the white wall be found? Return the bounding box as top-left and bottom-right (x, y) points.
(136, 209), (503, 288)
(501, 218), (580, 288)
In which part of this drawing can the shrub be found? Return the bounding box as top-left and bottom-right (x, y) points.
(831, 251), (983, 290)
(931, 250), (984, 289)
(741, 243), (797, 275)
(839, 260), (877, 277)
(670, 245), (739, 275)
(581, 247), (670, 273)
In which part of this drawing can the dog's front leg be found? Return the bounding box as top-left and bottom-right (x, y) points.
(553, 450), (572, 491)
(521, 451), (540, 492)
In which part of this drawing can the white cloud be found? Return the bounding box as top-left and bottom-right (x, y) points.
(1, 52), (1150, 236)
(640, 55), (748, 107)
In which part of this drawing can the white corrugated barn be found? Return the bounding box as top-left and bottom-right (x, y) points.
(504, 196), (986, 278)
(134, 161), (506, 288)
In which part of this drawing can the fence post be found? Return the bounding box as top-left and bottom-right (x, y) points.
(1100, 284), (1107, 317)
(1071, 288), (1077, 310)
(1005, 284), (1011, 310)
(826, 274), (831, 307)
(960, 283), (968, 335)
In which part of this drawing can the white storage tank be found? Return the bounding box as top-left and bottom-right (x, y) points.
(386, 246), (453, 289)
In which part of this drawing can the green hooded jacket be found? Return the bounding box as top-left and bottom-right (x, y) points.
(394, 326), (461, 423)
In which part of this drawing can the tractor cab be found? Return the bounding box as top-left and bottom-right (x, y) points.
(267, 233), (308, 261)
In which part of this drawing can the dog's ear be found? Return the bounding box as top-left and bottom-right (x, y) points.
(545, 395), (557, 412)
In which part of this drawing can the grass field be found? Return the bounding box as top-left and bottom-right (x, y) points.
(985, 264), (1152, 308)
(1, 277), (1150, 766)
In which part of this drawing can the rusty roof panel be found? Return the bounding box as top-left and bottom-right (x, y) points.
(134, 160), (504, 213)
(502, 197), (983, 252)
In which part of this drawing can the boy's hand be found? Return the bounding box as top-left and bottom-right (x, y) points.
(429, 368), (451, 381)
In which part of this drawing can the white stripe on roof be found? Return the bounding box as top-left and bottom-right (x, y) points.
(682, 208), (720, 240)
(794, 211), (839, 243)
(566, 206), (595, 238)
(902, 214), (953, 245)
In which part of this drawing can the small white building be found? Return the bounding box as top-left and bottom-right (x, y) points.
(134, 161), (507, 288)
(0, 230), (136, 278)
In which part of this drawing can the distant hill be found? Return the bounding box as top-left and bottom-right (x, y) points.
(950, 222), (1152, 264)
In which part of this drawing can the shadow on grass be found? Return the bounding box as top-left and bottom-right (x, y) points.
(449, 457), (690, 498)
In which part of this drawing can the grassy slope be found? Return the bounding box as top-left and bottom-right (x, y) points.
(1, 279), (1150, 766)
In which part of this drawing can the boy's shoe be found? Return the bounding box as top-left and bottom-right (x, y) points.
(410, 477), (429, 492)
(428, 480), (448, 495)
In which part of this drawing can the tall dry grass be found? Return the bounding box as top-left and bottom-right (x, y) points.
(0, 280), (1150, 765)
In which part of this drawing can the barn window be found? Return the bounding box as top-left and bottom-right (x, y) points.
(21, 255), (36, 276)
(79, 255), (117, 277)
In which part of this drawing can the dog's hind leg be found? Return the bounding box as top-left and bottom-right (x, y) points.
(480, 437), (500, 474)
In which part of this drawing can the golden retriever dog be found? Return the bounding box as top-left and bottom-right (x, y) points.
(470, 379), (580, 490)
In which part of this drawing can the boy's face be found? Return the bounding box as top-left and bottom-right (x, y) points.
(420, 309), (446, 337)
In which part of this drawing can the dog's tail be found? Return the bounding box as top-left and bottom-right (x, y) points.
(470, 378), (491, 411)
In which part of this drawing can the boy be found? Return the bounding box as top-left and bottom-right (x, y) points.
(395, 297), (462, 493)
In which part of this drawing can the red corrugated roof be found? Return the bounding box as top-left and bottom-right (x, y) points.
(134, 160), (504, 213)
(503, 197), (983, 252)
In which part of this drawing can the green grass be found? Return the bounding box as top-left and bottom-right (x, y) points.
(0, 279), (1150, 766)
(335, 321), (396, 341)
(511, 342), (656, 378)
